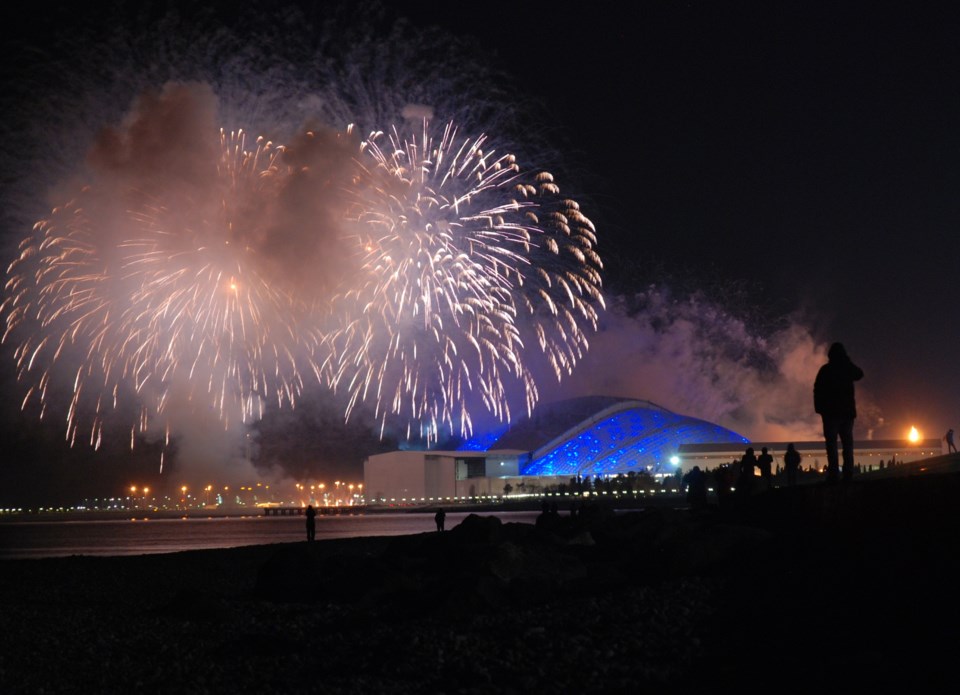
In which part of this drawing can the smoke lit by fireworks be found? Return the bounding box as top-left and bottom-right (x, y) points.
(2, 125), (322, 450)
(2, 105), (604, 449)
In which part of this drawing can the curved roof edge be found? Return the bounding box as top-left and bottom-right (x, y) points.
(529, 399), (674, 461)
(488, 395), (672, 452)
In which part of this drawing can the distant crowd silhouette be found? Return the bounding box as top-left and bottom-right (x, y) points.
(677, 341), (869, 506)
(674, 341), (959, 508)
(693, 450), (905, 504)
(673, 340), (960, 510)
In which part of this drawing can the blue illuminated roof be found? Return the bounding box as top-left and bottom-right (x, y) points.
(490, 396), (631, 451)
(509, 398), (748, 477)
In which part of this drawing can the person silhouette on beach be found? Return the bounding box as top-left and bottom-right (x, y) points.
(305, 504), (316, 542)
(784, 443), (802, 487)
(814, 342), (864, 484)
(682, 465), (708, 509)
(757, 447), (773, 489)
(435, 508), (446, 532)
(712, 464), (734, 509)
(736, 447), (758, 498)
(945, 428), (957, 453)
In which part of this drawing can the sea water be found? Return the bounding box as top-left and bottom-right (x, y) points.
(0, 510), (543, 559)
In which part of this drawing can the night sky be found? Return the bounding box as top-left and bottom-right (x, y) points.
(413, 0), (960, 438)
(1, 1), (958, 505)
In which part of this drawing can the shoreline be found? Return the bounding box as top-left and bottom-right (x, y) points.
(0, 493), (687, 523)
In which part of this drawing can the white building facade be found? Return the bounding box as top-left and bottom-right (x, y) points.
(364, 450), (526, 504)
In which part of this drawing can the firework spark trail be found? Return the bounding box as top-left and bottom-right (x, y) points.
(325, 121), (604, 442)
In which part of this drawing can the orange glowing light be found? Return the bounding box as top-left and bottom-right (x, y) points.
(908, 426), (921, 443)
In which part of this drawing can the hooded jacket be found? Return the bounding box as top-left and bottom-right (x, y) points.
(813, 343), (864, 420)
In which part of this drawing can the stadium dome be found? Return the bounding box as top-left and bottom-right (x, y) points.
(482, 396), (748, 477)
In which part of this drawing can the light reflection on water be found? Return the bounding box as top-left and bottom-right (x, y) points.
(0, 511), (543, 560)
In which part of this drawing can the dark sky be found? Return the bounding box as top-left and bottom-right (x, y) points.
(1, 0), (959, 504)
(426, 0), (960, 435)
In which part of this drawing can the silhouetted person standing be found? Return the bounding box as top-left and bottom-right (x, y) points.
(682, 465), (708, 509)
(736, 447), (758, 498)
(713, 464), (734, 509)
(814, 342), (864, 484)
(757, 447), (773, 489)
(305, 504), (316, 542)
(945, 428), (957, 453)
(435, 508), (446, 532)
(784, 443), (802, 486)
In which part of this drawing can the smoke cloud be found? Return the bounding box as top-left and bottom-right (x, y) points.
(535, 287), (880, 443)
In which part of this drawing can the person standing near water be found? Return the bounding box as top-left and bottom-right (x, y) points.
(305, 504), (317, 542)
(945, 428), (957, 453)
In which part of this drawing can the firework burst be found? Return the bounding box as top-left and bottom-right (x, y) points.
(2, 82), (604, 450)
(2, 124), (326, 449)
(324, 121), (604, 442)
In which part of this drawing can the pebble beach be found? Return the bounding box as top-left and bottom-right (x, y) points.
(3, 466), (959, 693)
